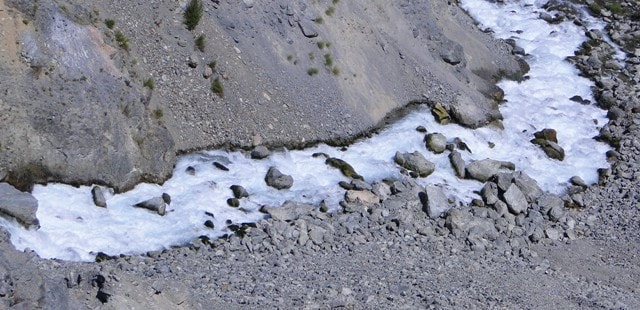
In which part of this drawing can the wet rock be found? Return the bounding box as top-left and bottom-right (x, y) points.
(420, 185), (450, 219)
(326, 158), (363, 180)
(531, 139), (565, 161)
(503, 184), (528, 215)
(213, 162), (229, 171)
(162, 193), (171, 204)
(431, 103), (451, 124)
(230, 185), (249, 199)
(449, 151), (466, 178)
(204, 220), (214, 229)
(394, 151), (435, 177)
(185, 166), (196, 175)
(466, 159), (515, 182)
(425, 133), (447, 154)
(533, 128), (558, 143)
(134, 197), (166, 216)
(265, 167), (293, 190)
(345, 190), (379, 205)
(569, 176), (588, 188)
(91, 186), (107, 208)
(416, 126), (427, 133)
(0, 183), (39, 228)
(513, 171), (543, 203)
(227, 198), (240, 208)
(251, 146), (271, 159)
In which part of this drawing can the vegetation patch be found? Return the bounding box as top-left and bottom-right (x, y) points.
(184, 0), (203, 31)
(153, 108), (163, 119)
(307, 68), (319, 76)
(143, 78), (154, 90)
(324, 53), (333, 67)
(314, 17), (324, 24)
(211, 77), (224, 97)
(114, 30), (129, 51)
(326, 7), (336, 16)
(104, 19), (115, 29)
(195, 34), (206, 52)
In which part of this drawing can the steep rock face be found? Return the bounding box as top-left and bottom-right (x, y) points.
(0, 0), (522, 190)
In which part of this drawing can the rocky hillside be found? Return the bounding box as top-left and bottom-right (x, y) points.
(0, 0), (522, 191)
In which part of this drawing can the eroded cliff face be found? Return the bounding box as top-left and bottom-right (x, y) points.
(0, 0), (522, 191)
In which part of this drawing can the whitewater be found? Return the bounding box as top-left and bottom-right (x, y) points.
(0, 0), (612, 261)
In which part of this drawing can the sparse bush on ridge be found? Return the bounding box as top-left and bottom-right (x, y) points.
(114, 30), (129, 51)
(307, 68), (319, 76)
(143, 78), (154, 90)
(104, 19), (115, 29)
(184, 0), (203, 31)
(195, 34), (206, 52)
(211, 77), (224, 97)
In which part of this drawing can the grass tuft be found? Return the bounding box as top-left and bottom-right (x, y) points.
(114, 30), (129, 51)
(307, 68), (319, 76)
(184, 0), (203, 31)
(195, 34), (205, 52)
(143, 78), (154, 90)
(211, 77), (224, 97)
(104, 19), (115, 29)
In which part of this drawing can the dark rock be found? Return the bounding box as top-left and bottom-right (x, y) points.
(453, 137), (472, 153)
(431, 103), (451, 125)
(416, 126), (427, 133)
(325, 158), (363, 180)
(265, 167), (293, 190)
(569, 176), (588, 188)
(531, 139), (565, 161)
(350, 179), (372, 191)
(134, 197), (166, 215)
(162, 193), (171, 204)
(204, 220), (214, 229)
(338, 181), (353, 190)
(213, 162), (229, 171)
(0, 183), (39, 228)
(227, 198), (240, 208)
(394, 151), (435, 177)
(91, 186), (107, 208)
(186, 166), (196, 175)
(251, 146), (271, 159)
(230, 185), (249, 199)
(533, 128), (558, 143)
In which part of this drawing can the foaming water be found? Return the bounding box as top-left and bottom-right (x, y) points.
(0, 0), (611, 261)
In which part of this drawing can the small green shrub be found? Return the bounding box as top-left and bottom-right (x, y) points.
(195, 34), (205, 52)
(184, 0), (203, 30)
(287, 55), (294, 62)
(308, 52), (315, 61)
(326, 7), (335, 16)
(143, 78), (154, 90)
(333, 0), (340, 4)
(307, 68), (319, 76)
(324, 53), (333, 67)
(22, 19), (29, 25)
(314, 17), (324, 24)
(114, 30), (129, 51)
(153, 108), (163, 119)
(208, 60), (217, 69)
(211, 77), (224, 97)
(332, 66), (340, 76)
(606, 3), (625, 15)
(104, 19), (115, 29)
(317, 41), (325, 49)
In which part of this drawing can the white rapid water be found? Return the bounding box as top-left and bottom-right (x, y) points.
(0, 0), (611, 261)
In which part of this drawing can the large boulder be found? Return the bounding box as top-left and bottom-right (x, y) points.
(421, 185), (450, 219)
(466, 159), (515, 182)
(502, 184), (528, 215)
(394, 151), (435, 177)
(425, 133), (447, 154)
(265, 167), (293, 190)
(0, 183), (39, 228)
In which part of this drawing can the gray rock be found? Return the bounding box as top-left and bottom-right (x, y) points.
(466, 159), (515, 182)
(394, 151), (435, 177)
(492, 172), (514, 192)
(481, 182), (500, 205)
(230, 185), (249, 199)
(445, 209), (473, 237)
(134, 197), (166, 216)
(538, 193), (565, 221)
(308, 225), (326, 245)
(0, 183), (39, 228)
(297, 20), (318, 38)
(251, 146), (271, 159)
(449, 151), (466, 178)
(371, 182), (391, 201)
(350, 179), (372, 191)
(261, 201), (315, 222)
(91, 186), (107, 208)
(569, 176), (588, 188)
(545, 228), (561, 240)
(421, 186), (450, 219)
(503, 184), (528, 215)
(493, 200), (508, 217)
(425, 133), (447, 154)
(265, 167), (293, 190)
(531, 139), (565, 161)
(513, 171), (543, 203)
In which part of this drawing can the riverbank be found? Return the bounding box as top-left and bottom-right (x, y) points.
(2, 0), (640, 308)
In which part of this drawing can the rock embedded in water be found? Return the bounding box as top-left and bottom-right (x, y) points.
(265, 167), (293, 190)
(325, 158), (363, 180)
(421, 185), (450, 219)
(425, 133), (447, 154)
(0, 183), (39, 228)
(227, 198), (240, 208)
(394, 151), (435, 177)
(531, 128), (565, 161)
(466, 159), (515, 182)
(213, 162), (229, 171)
(230, 185), (249, 199)
(134, 197), (166, 216)
(449, 151), (466, 178)
(185, 166), (196, 175)
(251, 146), (271, 159)
(503, 184), (528, 215)
(162, 193), (171, 205)
(91, 186), (107, 208)
(431, 103), (451, 125)
(533, 128), (558, 143)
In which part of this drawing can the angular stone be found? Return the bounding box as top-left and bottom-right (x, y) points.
(230, 185), (249, 199)
(503, 184), (528, 215)
(449, 151), (465, 178)
(0, 183), (39, 228)
(394, 151), (435, 177)
(297, 20), (318, 38)
(513, 171), (543, 203)
(326, 158), (363, 180)
(371, 182), (391, 201)
(421, 186), (450, 219)
(134, 197), (166, 216)
(261, 201), (315, 222)
(251, 146), (271, 159)
(265, 167), (293, 190)
(480, 182), (499, 205)
(344, 190), (379, 205)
